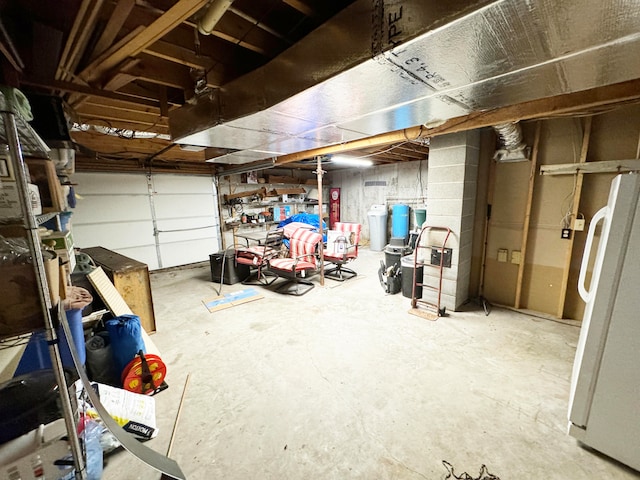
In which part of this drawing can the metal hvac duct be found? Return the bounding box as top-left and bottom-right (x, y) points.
(493, 122), (530, 162)
(170, 0), (640, 165)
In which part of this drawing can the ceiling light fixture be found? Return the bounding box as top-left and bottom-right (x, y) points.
(331, 155), (373, 167)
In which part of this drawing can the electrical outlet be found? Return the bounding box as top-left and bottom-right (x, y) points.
(561, 228), (572, 239)
(574, 218), (585, 231)
(511, 250), (521, 265)
(497, 248), (508, 262)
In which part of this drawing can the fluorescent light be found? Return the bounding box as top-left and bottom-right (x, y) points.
(331, 155), (373, 167)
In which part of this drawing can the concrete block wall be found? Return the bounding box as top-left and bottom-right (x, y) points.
(422, 130), (480, 311)
(328, 160), (428, 245)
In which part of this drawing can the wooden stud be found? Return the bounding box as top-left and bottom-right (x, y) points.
(123, 54), (194, 90)
(158, 86), (169, 118)
(82, 0), (209, 84)
(77, 103), (165, 127)
(20, 78), (160, 108)
(283, 0), (315, 17)
(91, 0), (136, 60)
(540, 159), (640, 175)
(143, 40), (214, 70)
(514, 121), (542, 310)
(61, 0), (105, 81)
(556, 117), (592, 318)
(56, 0), (91, 81)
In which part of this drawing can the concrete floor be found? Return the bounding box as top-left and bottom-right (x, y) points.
(102, 248), (639, 480)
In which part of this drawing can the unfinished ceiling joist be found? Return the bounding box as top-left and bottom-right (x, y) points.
(540, 160), (640, 175)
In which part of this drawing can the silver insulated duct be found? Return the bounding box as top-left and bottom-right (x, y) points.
(493, 122), (529, 162)
(170, 0), (640, 165)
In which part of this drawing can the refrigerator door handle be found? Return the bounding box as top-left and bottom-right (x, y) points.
(578, 206), (608, 302)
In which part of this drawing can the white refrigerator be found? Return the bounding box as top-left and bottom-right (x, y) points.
(568, 173), (640, 471)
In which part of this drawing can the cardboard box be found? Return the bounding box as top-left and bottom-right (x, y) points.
(25, 158), (65, 213)
(0, 226), (61, 337)
(42, 230), (75, 272)
(0, 182), (42, 218)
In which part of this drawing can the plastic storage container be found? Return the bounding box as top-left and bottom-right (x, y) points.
(210, 251), (250, 284)
(367, 204), (388, 251)
(392, 204), (410, 241)
(401, 255), (423, 298)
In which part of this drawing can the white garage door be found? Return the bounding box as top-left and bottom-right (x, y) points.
(70, 172), (220, 270)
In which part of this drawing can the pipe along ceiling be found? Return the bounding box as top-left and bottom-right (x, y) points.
(169, 0), (640, 165)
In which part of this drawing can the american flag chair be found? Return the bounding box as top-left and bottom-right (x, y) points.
(324, 222), (361, 281)
(268, 227), (323, 296)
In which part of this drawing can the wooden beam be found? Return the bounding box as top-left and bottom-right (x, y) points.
(158, 86), (169, 118)
(91, 0), (136, 59)
(77, 104), (166, 127)
(73, 116), (170, 135)
(60, 0), (105, 81)
(143, 40), (213, 70)
(283, 0), (315, 17)
(101, 58), (140, 91)
(212, 11), (285, 57)
(56, 0), (91, 81)
(79, 97), (162, 116)
(275, 130), (429, 165)
(68, 25), (145, 106)
(557, 117), (592, 319)
(20, 78), (159, 108)
(71, 130), (204, 161)
(118, 82), (183, 106)
(124, 54), (194, 89)
(514, 121), (542, 310)
(275, 79), (640, 165)
(82, 0), (209, 84)
(75, 156), (213, 174)
(142, 41), (227, 86)
(81, 26), (145, 82)
(102, 72), (137, 92)
(540, 159), (640, 175)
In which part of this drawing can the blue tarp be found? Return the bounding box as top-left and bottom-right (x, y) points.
(278, 212), (327, 246)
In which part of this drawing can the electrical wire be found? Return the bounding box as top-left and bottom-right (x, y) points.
(442, 460), (501, 480)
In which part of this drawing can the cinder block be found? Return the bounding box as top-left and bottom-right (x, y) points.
(423, 214), (462, 232)
(427, 164), (467, 183)
(431, 131), (478, 150)
(427, 198), (464, 217)
(465, 144), (481, 167)
(462, 197), (477, 217)
(427, 181), (466, 199)
(429, 146), (469, 166)
(460, 214), (475, 235)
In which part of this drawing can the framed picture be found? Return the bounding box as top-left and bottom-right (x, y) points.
(0, 156), (14, 180)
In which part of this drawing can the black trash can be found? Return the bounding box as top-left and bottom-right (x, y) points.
(384, 243), (411, 270)
(401, 254), (423, 298)
(210, 251), (250, 284)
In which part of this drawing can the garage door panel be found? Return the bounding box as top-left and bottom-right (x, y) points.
(159, 238), (215, 268)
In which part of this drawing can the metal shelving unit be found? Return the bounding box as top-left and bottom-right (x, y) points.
(0, 88), (86, 478)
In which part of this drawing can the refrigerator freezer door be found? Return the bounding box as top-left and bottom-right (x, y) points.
(569, 174), (640, 428)
(580, 196), (640, 470)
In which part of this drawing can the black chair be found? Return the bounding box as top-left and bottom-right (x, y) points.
(235, 228), (284, 285)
